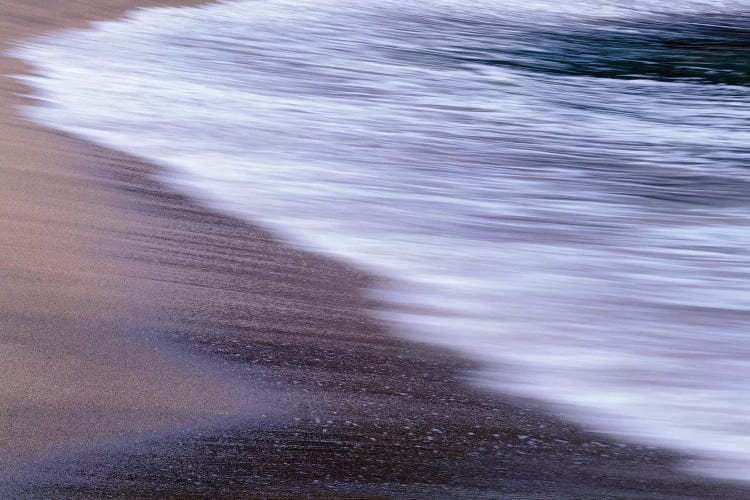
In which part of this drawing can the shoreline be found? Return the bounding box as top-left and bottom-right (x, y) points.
(2, 1), (750, 497)
(0, 0), (257, 471)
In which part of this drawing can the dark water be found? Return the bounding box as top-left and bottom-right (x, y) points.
(15, 0), (750, 481)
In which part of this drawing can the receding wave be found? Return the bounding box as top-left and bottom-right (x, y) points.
(13, 0), (750, 481)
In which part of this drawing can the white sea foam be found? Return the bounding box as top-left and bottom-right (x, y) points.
(12, 0), (750, 481)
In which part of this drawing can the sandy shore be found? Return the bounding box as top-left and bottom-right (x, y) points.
(0, 0), (252, 470)
(2, 1), (750, 497)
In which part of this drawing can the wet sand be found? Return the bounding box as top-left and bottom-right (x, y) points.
(0, 0), (249, 470)
(2, 1), (750, 498)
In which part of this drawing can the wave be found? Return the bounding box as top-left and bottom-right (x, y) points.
(13, 0), (750, 481)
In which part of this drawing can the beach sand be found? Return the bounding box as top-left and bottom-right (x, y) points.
(0, 0), (252, 469)
(1, 1), (750, 497)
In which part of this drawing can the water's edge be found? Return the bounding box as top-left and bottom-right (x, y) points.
(12, 0), (750, 482)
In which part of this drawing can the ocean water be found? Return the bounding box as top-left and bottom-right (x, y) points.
(13, 0), (750, 481)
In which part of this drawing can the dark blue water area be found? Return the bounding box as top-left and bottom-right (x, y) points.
(442, 14), (750, 86)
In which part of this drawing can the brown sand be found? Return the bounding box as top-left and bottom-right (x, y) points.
(2, 1), (750, 498)
(0, 0), (250, 469)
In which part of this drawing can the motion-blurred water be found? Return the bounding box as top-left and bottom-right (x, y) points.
(15, 0), (750, 480)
